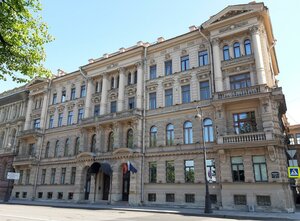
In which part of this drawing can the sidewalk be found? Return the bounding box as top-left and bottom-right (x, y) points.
(3, 200), (300, 221)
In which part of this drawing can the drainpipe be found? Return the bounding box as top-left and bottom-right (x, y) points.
(268, 40), (277, 86)
(79, 66), (88, 80)
(32, 78), (52, 200)
(140, 46), (147, 204)
(198, 26), (215, 94)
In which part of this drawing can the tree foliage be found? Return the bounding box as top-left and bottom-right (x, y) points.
(0, 0), (53, 83)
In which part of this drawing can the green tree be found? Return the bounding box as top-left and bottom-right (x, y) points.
(0, 0), (53, 83)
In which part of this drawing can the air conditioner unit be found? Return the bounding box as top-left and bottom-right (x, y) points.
(248, 204), (255, 212)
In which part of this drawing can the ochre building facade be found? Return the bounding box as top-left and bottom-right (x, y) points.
(0, 2), (295, 212)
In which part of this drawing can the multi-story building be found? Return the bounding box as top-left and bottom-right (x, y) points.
(0, 86), (28, 201)
(6, 2), (294, 211)
(287, 124), (300, 205)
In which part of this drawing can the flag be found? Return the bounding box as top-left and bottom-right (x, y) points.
(122, 163), (128, 174)
(127, 161), (137, 174)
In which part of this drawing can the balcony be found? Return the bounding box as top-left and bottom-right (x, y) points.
(215, 85), (270, 100)
(18, 128), (43, 139)
(81, 109), (142, 126)
(14, 154), (38, 166)
(221, 54), (254, 68)
(218, 132), (266, 144)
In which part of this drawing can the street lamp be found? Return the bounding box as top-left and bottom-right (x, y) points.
(195, 105), (212, 214)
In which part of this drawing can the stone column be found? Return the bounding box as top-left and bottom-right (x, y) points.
(100, 74), (108, 115)
(250, 25), (266, 85)
(136, 62), (143, 109)
(113, 122), (120, 149)
(212, 38), (223, 92)
(117, 68), (125, 111)
(24, 96), (33, 130)
(84, 78), (94, 118)
(79, 129), (87, 153)
(40, 92), (48, 129)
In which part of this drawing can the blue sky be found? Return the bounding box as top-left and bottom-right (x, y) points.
(1, 0), (299, 124)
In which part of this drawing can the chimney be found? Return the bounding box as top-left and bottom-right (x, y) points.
(189, 25), (197, 32)
(157, 37), (165, 43)
(119, 47), (126, 52)
(136, 41), (144, 46)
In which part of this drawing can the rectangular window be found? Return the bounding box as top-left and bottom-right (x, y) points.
(150, 65), (157, 80)
(47, 192), (53, 199)
(256, 195), (271, 206)
(70, 167), (76, 184)
(52, 93), (57, 105)
(166, 161), (175, 183)
(165, 60), (172, 76)
(289, 135), (295, 145)
(200, 81), (210, 100)
(185, 160), (194, 183)
(149, 162), (157, 183)
(61, 90), (66, 103)
(110, 101), (117, 113)
(149, 92), (156, 110)
(148, 193), (156, 202)
(58, 113), (63, 127)
(128, 97), (135, 109)
(70, 88), (76, 100)
(234, 195), (247, 205)
(15, 192), (20, 198)
(67, 111), (73, 125)
(49, 115), (54, 129)
(33, 118), (40, 129)
(165, 89), (173, 107)
(231, 157), (245, 182)
(181, 55), (189, 71)
(41, 169), (46, 184)
(199, 50), (208, 66)
(296, 134), (300, 144)
(206, 159), (216, 183)
(28, 143), (35, 156)
(18, 170), (23, 184)
(80, 85), (86, 98)
(50, 168), (56, 184)
(25, 169), (30, 184)
(38, 192), (43, 199)
(253, 156), (268, 182)
(233, 112), (256, 134)
(185, 194), (195, 203)
(230, 73), (251, 90)
(68, 192), (74, 200)
(166, 193), (175, 202)
(94, 105), (100, 116)
(60, 168), (66, 184)
(77, 108), (84, 123)
(181, 85), (190, 104)
(22, 192), (27, 198)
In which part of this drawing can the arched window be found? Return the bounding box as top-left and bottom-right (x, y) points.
(127, 129), (133, 148)
(10, 129), (16, 147)
(150, 126), (157, 147)
(244, 39), (251, 55)
(64, 138), (70, 157)
(111, 77), (114, 89)
(127, 72), (131, 85)
(134, 71), (137, 84)
(74, 137), (80, 155)
(203, 118), (214, 142)
(233, 42), (241, 58)
(183, 121), (193, 144)
(223, 45), (230, 61)
(54, 140), (59, 157)
(91, 134), (96, 152)
(108, 132), (114, 151)
(166, 124), (174, 146)
(45, 142), (50, 158)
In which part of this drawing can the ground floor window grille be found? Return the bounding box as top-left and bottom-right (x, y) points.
(68, 192), (74, 200)
(15, 192), (20, 198)
(57, 192), (63, 200)
(256, 195), (271, 206)
(148, 193), (156, 202)
(22, 192), (27, 198)
(185, 194), (195, 203)
(38, 192), (43, 199)
(47, 192), (53, 199)
(234, 194), (247, 205)
(166, 193), (175, 202)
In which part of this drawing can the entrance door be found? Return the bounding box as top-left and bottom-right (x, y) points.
(122, 171), (130, 201)
(84, 171), (91, 200)
(103, 174), (110, 200)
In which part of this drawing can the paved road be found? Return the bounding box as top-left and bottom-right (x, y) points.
(0, 204), (262, 221)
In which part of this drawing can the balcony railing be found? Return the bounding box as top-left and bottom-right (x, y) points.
(18, 128), (43, 138)
(220, 132), (266, 144)
(215, 85), (270, 100)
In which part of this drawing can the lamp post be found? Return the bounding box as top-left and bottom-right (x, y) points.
(195, 106), (212, 213)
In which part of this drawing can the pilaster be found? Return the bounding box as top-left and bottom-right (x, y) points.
(211, 38), (223, 92)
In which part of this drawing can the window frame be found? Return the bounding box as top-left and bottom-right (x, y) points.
(181, 85), (190, 104)
(149, 65), (157, 80)
(203, 118), (214, 142)
(149, 92), (157, 110)
(150, 126), (157, 147)
(67, 111), (73, 125)
(164, 88), (173, 107)
(184, 160), (195, 183)
(80, 85), (86, 98)
(70, 88), (76, 100)
(233, 42), (241, 58)
(244, 39), (252, 56)
(231, 156), (245, 182)
(166, 124), (174, 146)
(223, 45), (230, 61)
(166, 160), (175, 183)
(149, 162), (157, 183)
(200, 81), (210, 100)
(198, 50), (208, 66)
(253, 156), (268, 182)
(165, 60), (172, 76)
(181, 55), (190, 71)
(183, 121), (193, 144)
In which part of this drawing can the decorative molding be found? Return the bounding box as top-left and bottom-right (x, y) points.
(92, 95), (101, 104)
(181, 49), (187, 56)
(126, 85), (137, 96)
(76, 99), (85, 107)
(146, 82), (158, 91)
(57, 105), (65, 113)
(179, 74), (192, 84)
(150, 59), (156, 65)
(163, 78), (174, 88)
(165, 53), (171, 60)
(48, 107), (56, 115)
(108, 89), (118, 100)
(107, 63), (118, 70)
(67, 102), (75, 111)
(196, 72), (209, 81)
(219, 21), (248, 34)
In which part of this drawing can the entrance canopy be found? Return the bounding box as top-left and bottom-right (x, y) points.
(89, 162), (112, 176)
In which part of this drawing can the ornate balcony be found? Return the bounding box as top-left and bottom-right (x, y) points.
(219, 132), (267, 144)
(14, 154), (38, 166)
(18, 128), (43, 139)
(215, 85), (270, 100)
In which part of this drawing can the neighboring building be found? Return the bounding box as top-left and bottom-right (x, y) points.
(287, 124), (300, 204)
(0, 86), (28, 201)
(6, 2), (294, 212)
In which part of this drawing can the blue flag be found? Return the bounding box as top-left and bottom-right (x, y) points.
(127, 161), (137, 173)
